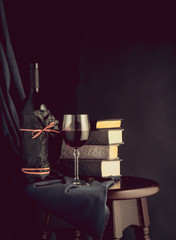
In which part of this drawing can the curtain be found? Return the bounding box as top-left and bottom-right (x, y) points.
(0, 0), (25, 239)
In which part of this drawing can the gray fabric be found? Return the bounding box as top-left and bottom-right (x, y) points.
(24, 177), (115, 240)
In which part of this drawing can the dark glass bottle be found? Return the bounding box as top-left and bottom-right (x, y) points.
(21, 62), (50, 183)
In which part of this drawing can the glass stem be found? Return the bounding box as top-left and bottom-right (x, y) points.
(73, 147), (80, 183)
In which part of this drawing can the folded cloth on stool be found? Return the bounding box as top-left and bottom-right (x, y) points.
(23, 177), (116, 239)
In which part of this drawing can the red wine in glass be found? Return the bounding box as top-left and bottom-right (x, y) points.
(62, 130), (89, 148)
(62, 114), (90, 185)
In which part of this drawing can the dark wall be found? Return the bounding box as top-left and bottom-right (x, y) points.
(4, 1), (176, 239)
(78, 32), (176, 239)
(77, 6), (176, 239)
(4, 0), (83, 118)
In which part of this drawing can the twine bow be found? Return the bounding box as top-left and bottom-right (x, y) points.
(20, 122), (60, 139)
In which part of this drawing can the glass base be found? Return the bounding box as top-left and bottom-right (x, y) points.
(72, 179), (89, 186)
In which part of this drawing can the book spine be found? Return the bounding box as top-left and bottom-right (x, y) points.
(59, 159), (121, 178)
(86, 129), (124, 145)
(90, 119), (122, 130)
(60, 144), (119, 160)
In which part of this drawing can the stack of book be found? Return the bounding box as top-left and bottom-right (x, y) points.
(59, 119), (124, 179)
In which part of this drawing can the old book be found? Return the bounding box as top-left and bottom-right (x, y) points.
(86, 129), (124, 145)
(59, 159), (122, 178)
(91, 119), (122, 130)
(61, 144), (119, 160)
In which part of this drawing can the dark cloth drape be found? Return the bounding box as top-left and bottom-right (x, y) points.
(0, 0), (25, 180)
(0, 0), (25, 239)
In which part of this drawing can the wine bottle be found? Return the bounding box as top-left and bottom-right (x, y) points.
(21, 62), (51, 183)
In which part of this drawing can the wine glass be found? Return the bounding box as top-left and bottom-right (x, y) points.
(62, 114), (90, 185)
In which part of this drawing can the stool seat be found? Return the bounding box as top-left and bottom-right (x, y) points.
(108, 176), (159, 199)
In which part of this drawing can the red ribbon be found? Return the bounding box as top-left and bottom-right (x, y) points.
(21, 167), (50, 175)
(20, 122), (60, 139)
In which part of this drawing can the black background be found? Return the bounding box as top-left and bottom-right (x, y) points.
(4, 1), (176, 239)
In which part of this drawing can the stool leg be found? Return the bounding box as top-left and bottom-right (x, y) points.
(134, 226), (150, 240)
(111, 200), (123, 239)
(133, 198), (151, 240)
(74, 230), (80, 240)
(41, 212), (50, 240)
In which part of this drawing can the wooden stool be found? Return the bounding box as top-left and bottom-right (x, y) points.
(41, 176), (159, 240)
(105, 176), (160, 240)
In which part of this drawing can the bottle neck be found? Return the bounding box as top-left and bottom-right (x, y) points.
(29, 62), (39, 92)
(23, 63), (48, 113)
